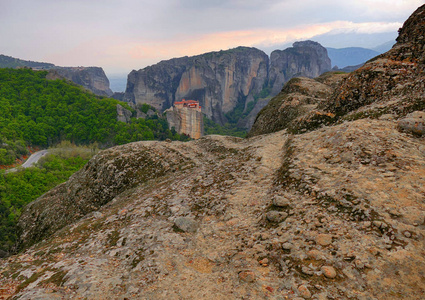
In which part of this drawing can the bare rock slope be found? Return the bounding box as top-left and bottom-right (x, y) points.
(0, 5), (424, 300)
(1, 112), (424, 299)
(47, 67), (113, 97)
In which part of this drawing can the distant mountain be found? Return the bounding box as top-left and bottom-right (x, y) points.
(372, 40), (396, 53)
(0, 54), (55, 69)
(326, 47), (380, 69)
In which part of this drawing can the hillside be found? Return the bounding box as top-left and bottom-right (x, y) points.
(0, 54), (113, 96)
(0, 68), (190, 166)
(0, 4), (424, 300)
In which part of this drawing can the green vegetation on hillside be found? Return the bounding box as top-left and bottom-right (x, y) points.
(0, 143), (97, 253)
(0, 68), (188, 165)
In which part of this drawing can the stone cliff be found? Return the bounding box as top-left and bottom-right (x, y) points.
(1, 5), (424, 300)
(122, 43), (331, 126)
(166, 105), (204, 139)
(46, 67), (113, 97)
(123, 47), (269, 125)
(268, 41), (332, 96)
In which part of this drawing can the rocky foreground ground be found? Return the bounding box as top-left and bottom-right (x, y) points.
(1, 4), (425, 300)
(0, 115), (424, 299)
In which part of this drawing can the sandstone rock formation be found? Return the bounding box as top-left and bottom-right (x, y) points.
(2, 116), (425, 299)
(248, 72), (348, 137)
(268, 41), (332, 96)
(123, 47), (268, 124)
(166, 105), (204, 139)
(116, 104), (132, 123)
(1, 5), (424, 300)
(47, 67), (113, 97)
(122, 43), (331, 126)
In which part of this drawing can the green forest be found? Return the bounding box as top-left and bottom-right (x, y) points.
(0, 68), (189, 165)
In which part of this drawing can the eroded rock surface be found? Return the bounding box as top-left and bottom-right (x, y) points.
(47, 67), (113, 97)
(248, 72), (348, 137)
(1, 116), (424, 299)
(269, 41), (332, 96)
(123, 47), (269, 124)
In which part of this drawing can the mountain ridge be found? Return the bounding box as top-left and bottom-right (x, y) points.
(122, 41), (332, 127)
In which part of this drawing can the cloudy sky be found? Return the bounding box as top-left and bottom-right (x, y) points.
(1, 0), (423, 76)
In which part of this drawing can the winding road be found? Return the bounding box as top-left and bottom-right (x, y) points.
(5, 150), (48, 173)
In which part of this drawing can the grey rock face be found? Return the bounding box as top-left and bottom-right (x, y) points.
(123, 47), (269, 124)
(166, 106), (204, 139)
(47, 67), (113, 97)
(122, 43), (333, 127)
(3, 6), (425, 300)
(116, 104), (132, 123)
(248, 73), (348, 137)
(16, 142), (189, 250)
(269, 41), (332, 96)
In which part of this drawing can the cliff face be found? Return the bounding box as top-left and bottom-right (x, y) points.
(123, 47), (269, 124)
(269, 41), (332, 96)
(47, 67), (113, 97)
(166, 106), (204, 139)
(248, 72), (348, 137)
(122, 42), (332, 126)
(116, 104), (132, 123)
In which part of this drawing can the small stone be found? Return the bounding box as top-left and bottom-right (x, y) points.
(259, 258), (269, 265)
(266, 211), (288, 223)
(373, 221), (382, 228)
(238, 270), (255, 283)
(354, 259), (365, 269)
(363, 221), (371, 228)
(302, 266), (314, 276)
(273, 196), (291, 207)
(298, 285), (312, 299)
(174, 217), (199, 233)
(316, 234), (332, 246)
(403, 231), (412, 238)
(321, 266), (337, 279)
(282, 242), (294, 250)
